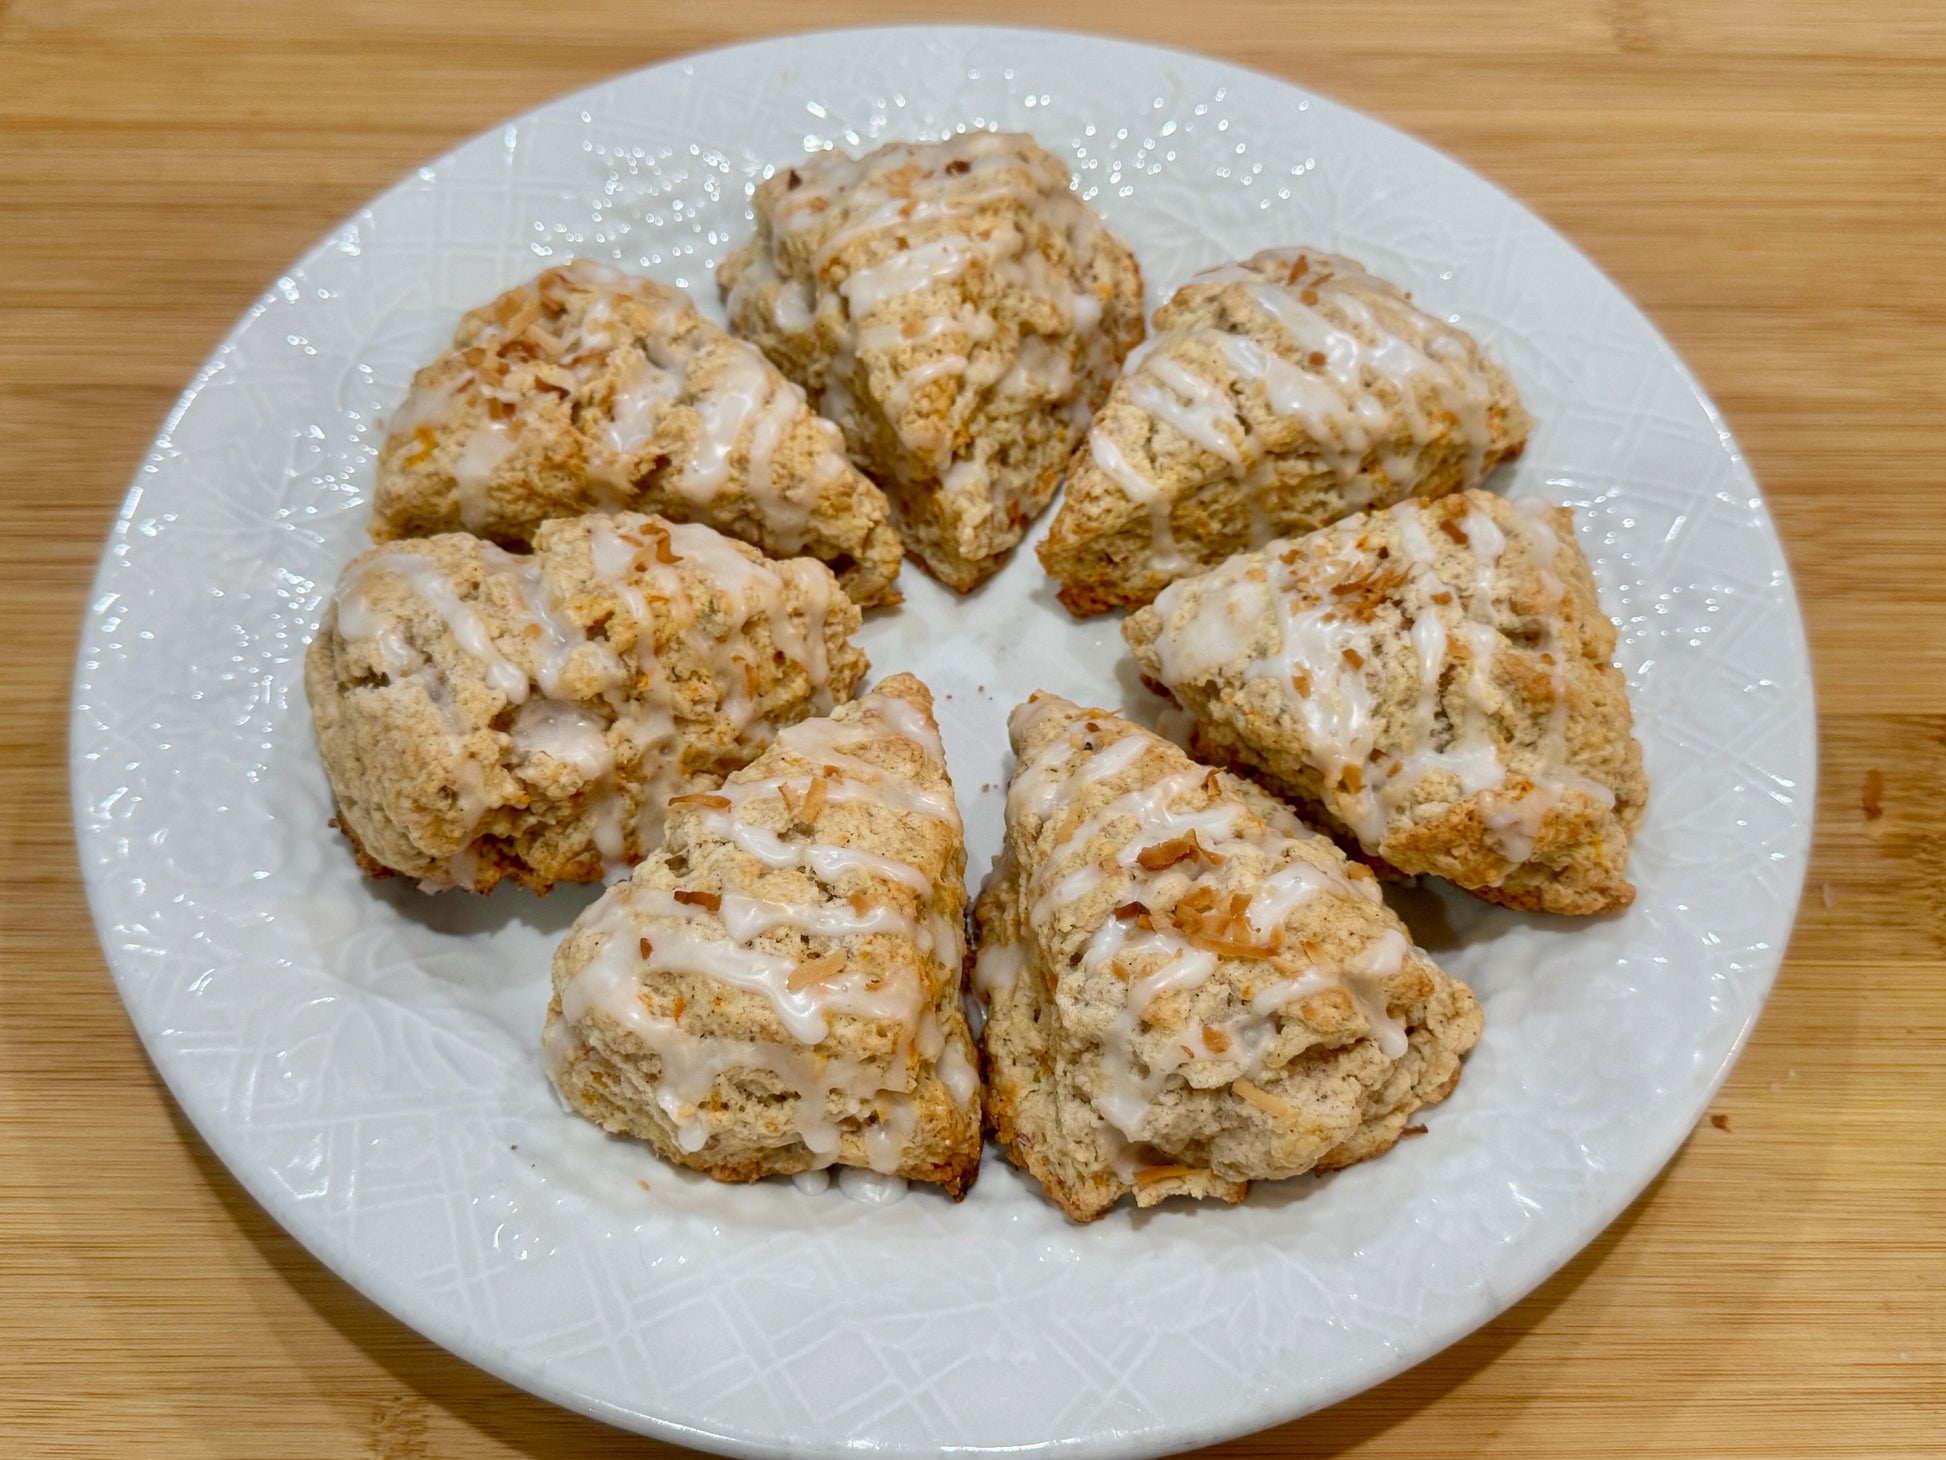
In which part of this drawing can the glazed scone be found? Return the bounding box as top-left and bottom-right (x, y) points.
(371, 259), (903, 607)
(719, 132), (1145, 591)
(1040, 248), (1530, 614)
(544, 674), (981, 1196)
(971, 694), (1482, 1223)
(306, 512), (867, 893)
(1124, 489), (1647, 915)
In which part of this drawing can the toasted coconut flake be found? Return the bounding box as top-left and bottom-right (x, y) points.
(799, 774), (828, 824)
(670, 792), (731, 810)
(500, 295), (542, 340)
(788, 952), (847, 991)
(637, 519), (680, 565)
(1233, 1077), (1295, 1116)
(1135, 835), (1205, 872)
(1171, 883), (1280, 958)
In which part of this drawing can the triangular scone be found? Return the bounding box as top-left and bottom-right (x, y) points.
(1039, 249), (1531, 614)
(972, 694), (1482, 1223)
(545, 674), (981, 1196)
(718, 133), (1145, 592)
(306, 512), (867, 893)
(1124, 490), (1648, 915)
(371, 259), (903, 607)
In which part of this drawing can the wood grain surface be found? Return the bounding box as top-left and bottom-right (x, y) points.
(3, 1), (1943, 1454)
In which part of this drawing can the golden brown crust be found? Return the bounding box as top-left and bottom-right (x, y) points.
(371, 259), (903, 607)
(719, 133), (1145, 591)
(971, 693), (1482, 1222)
(1125, 489), (1647, 915)
(544, 674), (981, 1196)
(1041, 248), (1530, 613)
(306, 513), (867, 893)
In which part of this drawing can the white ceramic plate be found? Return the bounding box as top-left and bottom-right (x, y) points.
(72, 25), (1814, 1457)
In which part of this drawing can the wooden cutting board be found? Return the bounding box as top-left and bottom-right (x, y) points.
(2, 1), (1941, 1454)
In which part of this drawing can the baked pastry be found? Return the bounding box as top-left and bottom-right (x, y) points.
(371, 259), (903, 607)
(1124, 489), (1647, 915)
(1039, 248), (1530, 613)
(306, 512), (867, 893)
(972, 693), (1482, 1223)
(544, 674), (981, 1195)
(718, 132), (1145, 591)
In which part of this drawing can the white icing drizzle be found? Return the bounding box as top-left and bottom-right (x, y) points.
(623, 887), (923, 1042)
(839, 235), (973, 317)
(551, 955), (897, 1159)
(1000, 702), (1407, 1152)
(388, 257), (837, 555)
(728, 132), (1117, 539)
(511, 699), (611, 778)
(1089, 431), (1188, 576)
(1126, 356), (1245, 465)
(1226, 251), (1495, 482)
(386, 371), (466, 438)
(936, 1039), (979, 1108)
(331, 511), (844, 884)
(681, 344), (771, 501)
(837, 1168), (909, 1205)
(1218, 331), (1378, 479)
(337, 551), (528, 702)
(1097, 248), (1504, 576)
(604, 355), (682, 456)
(969, 936), (1024, 1000)
(1147, 493), (1617, 873)
(884, 354), (971, 419)
(549, 684), (975, 1176)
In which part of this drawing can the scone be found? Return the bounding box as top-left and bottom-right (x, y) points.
(544, 674), (981, 1195)
(1123, 489), (1647, 915)
(972, 693), (1482, 1223)
(371, 259), (903, 607)
(718, 132), (1145, 591)
(1039, 248), (1530, 614)
(306, 512), (867, 893)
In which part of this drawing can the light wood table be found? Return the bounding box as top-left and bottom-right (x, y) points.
(4, 2), (1942, 1454)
